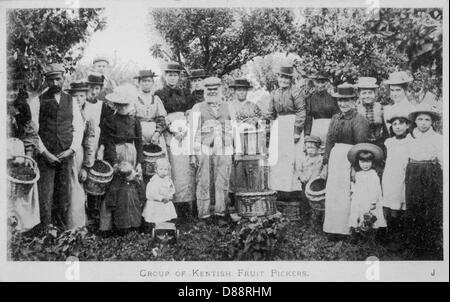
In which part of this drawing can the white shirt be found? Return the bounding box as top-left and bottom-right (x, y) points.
(409, 128), (443, 166)
(32, 92), (84, 154)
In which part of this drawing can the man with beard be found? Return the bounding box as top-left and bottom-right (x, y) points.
(35, 63), (84, 229)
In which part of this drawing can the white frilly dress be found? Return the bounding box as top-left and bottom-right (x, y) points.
(142, 174), (177, 224)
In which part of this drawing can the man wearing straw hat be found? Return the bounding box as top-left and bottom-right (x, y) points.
(35, 63), (84, 229)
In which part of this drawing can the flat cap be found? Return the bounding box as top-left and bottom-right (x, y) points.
(203, 77), (222, 88)
(44, 63), (65, 77)
(93, 56), (110, 65)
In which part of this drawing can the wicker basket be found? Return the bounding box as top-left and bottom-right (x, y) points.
(305, 177), (326, 212)
(236, 190), (277, 217)
(7, 155), (40, 198)
(143, 144), (165, 177)
(84, 160), (113, 196)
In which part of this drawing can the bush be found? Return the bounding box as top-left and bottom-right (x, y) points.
(227, 215), (289, 260)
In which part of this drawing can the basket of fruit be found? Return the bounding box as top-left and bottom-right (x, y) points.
(7, 155), (40, 198)
(84, 160), (114, 196)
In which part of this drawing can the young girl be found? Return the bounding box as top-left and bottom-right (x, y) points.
(104, 161), (145, 235)
(347, 144), (387, 236)
(98, 84), (143, 233)
(142, 158), (177, 224)
(405, 103), (442, 258)
(382, 110), (413, 249)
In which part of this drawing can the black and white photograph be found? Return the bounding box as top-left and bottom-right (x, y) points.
(0, 0), (448, 282)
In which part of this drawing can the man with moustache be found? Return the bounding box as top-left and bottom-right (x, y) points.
(35, 63), (84, 229)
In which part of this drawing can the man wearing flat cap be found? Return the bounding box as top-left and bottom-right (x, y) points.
(190, 77), (233, 221)
(34, 63), (84, 229)
(91, 56), (117, 100)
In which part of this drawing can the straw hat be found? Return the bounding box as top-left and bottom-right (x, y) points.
(164, 62), (183, 73)
(355, 77), (379, 89)
(347, 143), (384, 165)
(383, 71), (413, 85)
(408, 102), (441, 122)
(65, 81), (89, 93)
(86, 73), (105, 86)
(277, 65), (294, 77)
(92, 56), (110, 65)
(105, 83), (138, 104)
(385, 108), (411, 124)
(331, 83), (357, 99)
(188, 69), (208, 79)
(134, 70), (157, 79)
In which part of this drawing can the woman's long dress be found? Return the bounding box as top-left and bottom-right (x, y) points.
(154, 86), (196, 205)
(322, 110), (369, 235)
(266, 86), (306, 192)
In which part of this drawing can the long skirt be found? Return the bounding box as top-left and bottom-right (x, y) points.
(99, 143), (137, 231)
(310, 118), (331, 153)
(66, 146), (87, 229)
(323, 143), (353, 235)
(7, 138), (40, 232)
(164, 112), (196, 205)
(268, 114), (304, 192)
(404, 160), (443, 256)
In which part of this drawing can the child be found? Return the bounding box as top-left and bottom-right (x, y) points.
(405, 103), (442, 258)
(103, 161), (145, 235)
(98, 84), (144, 233)
(298, 136), (323, 223)
(347, 143), (387, 241)
(142, 158), (177, 225)
(381, 110), (413, 250)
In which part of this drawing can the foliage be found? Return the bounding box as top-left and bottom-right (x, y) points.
(227, 215), (289, 260)
(7, 8), (106, 91)
(150, 8), (296, 77)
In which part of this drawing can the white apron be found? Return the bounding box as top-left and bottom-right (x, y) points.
(268, 114), (304, 192)
(67, 146), (87, 229)
(323, 143), (353, 235)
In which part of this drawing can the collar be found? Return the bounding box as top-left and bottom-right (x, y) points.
(412, 127), (436, 139)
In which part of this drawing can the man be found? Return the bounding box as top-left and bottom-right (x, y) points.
(188, 69), (208, 105)
(85, 73), (106, 146)
(35, 63), (84, 229)
(190, 77), (233, 221)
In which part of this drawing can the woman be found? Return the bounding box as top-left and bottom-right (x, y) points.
(154, 62), (197, 219)
(321, 83), (369, 238)
(266, 65), (306, 199)
(355, 77), (389, 152)
(65, 81), (96, 229)
(134, 69), (167, 149)
(405, 103), (443, 258)
(383, 71), (416, 129)
(304, 71), (340, 151)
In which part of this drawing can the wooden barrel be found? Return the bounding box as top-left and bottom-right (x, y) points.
(143, 143), (165, 177)
(84, 160), (113, 196)
(236, 190), (277, 217)
(7, 155), (40, 198)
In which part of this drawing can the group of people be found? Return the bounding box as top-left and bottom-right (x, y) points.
(7, 57), (443, 258)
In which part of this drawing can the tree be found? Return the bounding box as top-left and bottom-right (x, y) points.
(7, 8), (106, 91)
(149, 8), (296, 77)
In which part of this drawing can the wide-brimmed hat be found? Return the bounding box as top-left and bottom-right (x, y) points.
(92, 56), (110, 65)
(347, 143), (384, 165)
(44, 63), (65, 78)
(383, 71), (414, 85)
(408, 102), (441, 122)
(355, 77), (379, 89)
(134, 69), (157, 79)
(308, 71), (329, 80)
(86, 73), (105, 86)
(385, 108), (411, 124)
(277, 65), (294, 77)
(188, 69), (208, 79)
(66, 81), (89, 93)
(304, 135), (322, 145)
(331, 83), (357, 99)
(229, 78), (253, 89)
(105, 83), (138, 104)
(164, 62), (183, 73)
